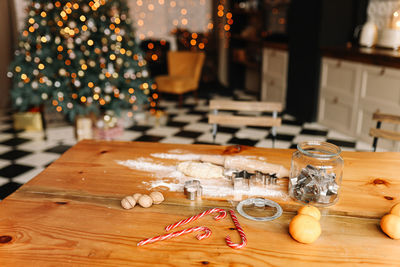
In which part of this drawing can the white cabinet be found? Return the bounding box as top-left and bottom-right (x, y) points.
(356, 65), (400, 150)
(318, 58), (361, 135)
(318, 57), (400, 150)
(261, 48), (288, 108)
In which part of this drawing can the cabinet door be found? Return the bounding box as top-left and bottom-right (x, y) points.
(318, 90), (355, 134)
(320, 58), (361, 96)
(318, 58), (361, 135)
(262, 49), (287, 78)
(262, 74), (285, 103)
(356, 65), (400, 150)
(261, 48), (288, 106)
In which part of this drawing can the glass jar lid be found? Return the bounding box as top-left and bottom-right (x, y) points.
(297, 141), (341, 159)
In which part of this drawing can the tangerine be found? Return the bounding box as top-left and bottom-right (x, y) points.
(390, 203), (400, 217)
(289, 214), (321, 244)
(380, 213), (400, 239)
(297, 205), (321, 221)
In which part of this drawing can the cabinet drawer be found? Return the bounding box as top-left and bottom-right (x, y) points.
(360, 65), (400, 107)
(320, 58), (360, 96)
(318, 93), (354, 134)
(262, 48), (287, 77)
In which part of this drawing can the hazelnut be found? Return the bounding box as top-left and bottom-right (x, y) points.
(150, 191), (164, 204)
(121, 196), (136, 210)
(132, 193), (142, 202)
(138, 195), (153, 208)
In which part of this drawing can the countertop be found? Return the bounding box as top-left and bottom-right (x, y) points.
(322, 46), (400, 68)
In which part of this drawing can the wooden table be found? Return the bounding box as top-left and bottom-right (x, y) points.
(0, 140), (399, 266)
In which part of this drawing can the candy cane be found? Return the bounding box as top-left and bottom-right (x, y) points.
(225, 209), (247, 249)
(165, 208), (227, 232)
(137, 226), (211, 247)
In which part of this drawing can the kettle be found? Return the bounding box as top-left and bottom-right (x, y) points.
(358, 21), (378, 47)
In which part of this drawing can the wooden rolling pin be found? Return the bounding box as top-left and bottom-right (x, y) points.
(200, 155), (289, 178)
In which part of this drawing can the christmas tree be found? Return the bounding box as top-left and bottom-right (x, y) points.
(8, 0), (156, 121)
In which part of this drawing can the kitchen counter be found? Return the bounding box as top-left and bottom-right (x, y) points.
(322, 46), (400, 69)
(263, 41), (288, 51)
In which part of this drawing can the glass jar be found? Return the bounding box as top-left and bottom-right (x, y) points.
(289, 141), (344, 206)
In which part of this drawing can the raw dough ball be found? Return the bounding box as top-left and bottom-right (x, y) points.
(138, 195), (153, 208)
(121, 196), (136, 209)
(289, 214), (321, 244)
(132, 193), (142, 202)
(150, 191), (164, 204)
(298, 205), (321, 221)
(380, 213), (400, 239)
(390, 203), (400, 216)
(177, 161), (224, 179)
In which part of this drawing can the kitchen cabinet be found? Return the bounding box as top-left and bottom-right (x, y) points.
(261, 47), (288, 107)
(318, 58), (361, 135)
(318, 56), (400, 150)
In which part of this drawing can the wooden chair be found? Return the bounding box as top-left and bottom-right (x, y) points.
(208, 100), (282, 147)
(155, 51), (205, 106)
(370, 110), (400, 151)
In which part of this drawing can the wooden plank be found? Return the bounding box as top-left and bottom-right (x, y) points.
(370, 128), (400, 141)
(209, 100), (283, 112)
(0, 140), (400, 266)
(372, 112), (400, 124)
(208, 114), (282, 127)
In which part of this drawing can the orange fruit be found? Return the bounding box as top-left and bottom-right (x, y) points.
(289, 214), (321, 244)
(380, 213), (400, 239)
(390, 203), (400, 217)
(298, 205), (321, 221)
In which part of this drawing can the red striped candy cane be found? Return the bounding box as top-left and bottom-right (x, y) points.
(137, 226), (211, 247)
(225, 209), (247, 249)
(165, 208), (227, 232)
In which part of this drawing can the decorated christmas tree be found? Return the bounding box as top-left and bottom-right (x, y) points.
(8, 0), (156, 122)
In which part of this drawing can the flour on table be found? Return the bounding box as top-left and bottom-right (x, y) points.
(150, 153), (201, 161)
(116, 153), (288, 200)
(116, 158), (184, 179)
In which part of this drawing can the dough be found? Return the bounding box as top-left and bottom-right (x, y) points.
(200, 155), (290, 178)
(121, 196), (136, 209)
(223, 156), (289, 178)
(150, 191), (164, 204)
(177, 161), (224, 179)
(138, 195), (153, 208)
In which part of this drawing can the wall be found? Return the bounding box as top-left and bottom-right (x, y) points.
(127, 0), (211, 40)
(14, 0), (212, 49)
(367, 0), (400, 29)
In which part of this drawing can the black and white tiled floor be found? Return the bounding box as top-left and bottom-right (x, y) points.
(0, 89), (374, 200)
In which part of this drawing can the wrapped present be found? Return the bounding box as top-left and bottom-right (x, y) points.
(93, 112), (124, 140)
(147, 110), (167, 126)
(13, 112), (43, 131)
(75, 116), (94, 141)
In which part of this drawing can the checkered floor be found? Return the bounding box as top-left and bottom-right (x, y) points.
(0, 89), (373, 200)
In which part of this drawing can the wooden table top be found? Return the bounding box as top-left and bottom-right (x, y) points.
(0, 140), (399, 266)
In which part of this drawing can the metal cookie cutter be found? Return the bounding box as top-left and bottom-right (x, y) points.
(236, 198), (283, 221)
(184, 180), (202, 200)
(254, 171), (278, 186)
(231, 170), (252, 191)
